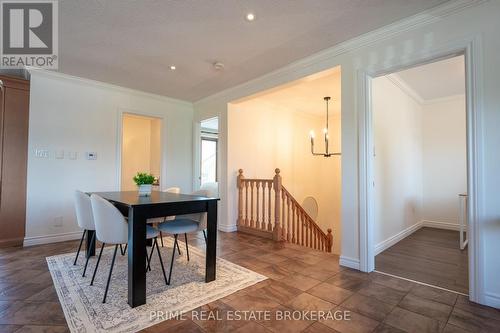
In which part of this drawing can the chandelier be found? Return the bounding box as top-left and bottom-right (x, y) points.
(309, 96), (341, 157)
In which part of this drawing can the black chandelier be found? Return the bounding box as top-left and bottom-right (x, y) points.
(309, 96), (341, 157)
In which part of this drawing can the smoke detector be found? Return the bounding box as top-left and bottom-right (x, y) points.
(213, 62), (225, 71)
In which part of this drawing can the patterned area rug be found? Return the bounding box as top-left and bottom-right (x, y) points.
(46, 238), (266, 332)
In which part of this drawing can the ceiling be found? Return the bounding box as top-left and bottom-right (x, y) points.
(235, 66), (341, 116)
(58, 0), (449, 101)
(391, 55), (465, 101)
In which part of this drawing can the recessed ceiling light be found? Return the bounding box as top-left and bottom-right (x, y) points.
(245, 13), (255, 22)
(169, 65), (176, 70)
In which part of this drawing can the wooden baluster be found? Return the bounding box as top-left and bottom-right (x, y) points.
(250, 181), (255, 228)
(292, 206), (296, 244)
(237, 169), (244, 226)
(262, 181), (266, 230)
(301, 212), (304, 246)
(327, 229), (333, 253)
(306, 218), (310, 248)
(314, 228), (317, 249)
(273, 169), (282, 241)
(281, 190), (286, 239)
(309, 222), (313, 249)
(268, 181), (272, 231)
(244, 181), (249, 226)
(286, 196), (291, 241)
(256, 181), (261, 229)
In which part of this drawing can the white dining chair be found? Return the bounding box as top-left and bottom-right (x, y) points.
(90, 194), (168, 303)
(74, 190), (97, 277)
(157, 182), (218, 283)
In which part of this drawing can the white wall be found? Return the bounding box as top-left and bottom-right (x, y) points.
(373, 76), (424, 247)
(228, 99), (342, 253)
(194, 1), (500, 307)
(25, 70), (193, 245)
(422, 96), (467, 226)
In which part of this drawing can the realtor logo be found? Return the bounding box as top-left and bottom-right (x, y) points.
(1, 0), (58, 69)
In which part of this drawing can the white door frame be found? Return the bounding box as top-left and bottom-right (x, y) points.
(357, 36), (484, 303)
(116, 108), (167, 191)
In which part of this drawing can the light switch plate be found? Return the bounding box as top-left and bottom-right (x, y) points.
(86, 152), (97, 160)
(34, 149), (49, 158)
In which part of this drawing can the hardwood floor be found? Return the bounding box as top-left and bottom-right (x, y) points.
(1, 230), (498, 332)
(375, 227), (469, 294)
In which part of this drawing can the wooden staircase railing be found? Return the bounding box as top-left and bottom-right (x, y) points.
(237, 168), (333, 252)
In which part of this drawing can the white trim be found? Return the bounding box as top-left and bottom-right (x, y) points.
(24, 231), (82, 247)
(358, 38), (484, 303)
(421, 220), (461, 231)
(373, 270), (469, 297)
(339, 256), (360, 270)
(374, 222), (422, 255)
(218, 224), (237, 233)
(26, 67), (192, 107)
(484, 292), (500, 309)
(422, 94), (466, 106)
(386, 74), (424, 105)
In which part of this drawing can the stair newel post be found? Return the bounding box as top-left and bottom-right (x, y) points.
(273, 168), (283, 242)
(326, 228), (333, 253)
(237, 169), (244, 226)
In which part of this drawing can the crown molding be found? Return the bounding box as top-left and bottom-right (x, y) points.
(422, 94), (466, 105)
(386, 74), (424, 105)
(195, 0), (488, 105)
(25, 66), (193, 108)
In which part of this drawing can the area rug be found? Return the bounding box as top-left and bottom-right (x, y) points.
(46, 238), (267, 333)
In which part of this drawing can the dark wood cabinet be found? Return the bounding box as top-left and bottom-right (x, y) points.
(0, 75), (30, 248)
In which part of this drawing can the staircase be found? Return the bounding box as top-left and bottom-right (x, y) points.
(236, 168), (333, 252)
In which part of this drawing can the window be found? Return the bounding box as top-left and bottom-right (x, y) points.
(201, 137), (217, 185)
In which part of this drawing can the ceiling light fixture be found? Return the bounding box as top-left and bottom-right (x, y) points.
(245, 13), (255, 21)
(309, 97), (341, 157)
(169, 65), (176, 70)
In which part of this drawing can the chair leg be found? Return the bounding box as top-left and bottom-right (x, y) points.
(147, 238), (156, 271)
(82, 232), (96, 277)
(120, 244), (127, 256)
(102, 245), (118, 303)
(154, 238), (169, 285)
(202, 230), (207, 244)
(73, 230), (86, 265)
(168, 234), (178, 284)
(90, 242), (105, 286)
(184, 233), (190, 261)
(175, 239), (182, 255)
(160, 232), (164, 247)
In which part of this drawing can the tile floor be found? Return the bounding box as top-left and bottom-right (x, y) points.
(0, 231), (499, 333)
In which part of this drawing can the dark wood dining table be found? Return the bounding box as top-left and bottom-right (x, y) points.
(86, 191), (218, 308)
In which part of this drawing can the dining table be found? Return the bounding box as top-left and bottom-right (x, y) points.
(85, 191), (218, 308)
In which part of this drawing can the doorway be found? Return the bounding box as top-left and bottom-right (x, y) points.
(121, 113), (162, 191)
(370, 55), (469, 294)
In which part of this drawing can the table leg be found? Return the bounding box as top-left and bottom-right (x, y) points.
(128, 207), (147, 307)
(86, 230), (96, 258)
(205, 200), (217, 282)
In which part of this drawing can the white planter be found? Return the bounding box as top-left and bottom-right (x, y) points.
(138, 184), (153, 196)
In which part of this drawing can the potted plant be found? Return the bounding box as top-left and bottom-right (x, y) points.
(133, 172), (155, 196)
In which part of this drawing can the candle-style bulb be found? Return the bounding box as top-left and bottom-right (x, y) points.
(323, 128), (328, 134)
(309, 130), (315, 138)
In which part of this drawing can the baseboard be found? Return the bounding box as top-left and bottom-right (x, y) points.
(484, 292), (500, 309)
(23, 231), (82, 247)
(421, 220), (460, 231)
(339, 256), (360, 270)
(375, 222), (422, 255)
(218, 224), (238, 233)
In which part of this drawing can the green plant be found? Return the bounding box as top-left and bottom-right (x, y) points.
(133, 172), (155, 186)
